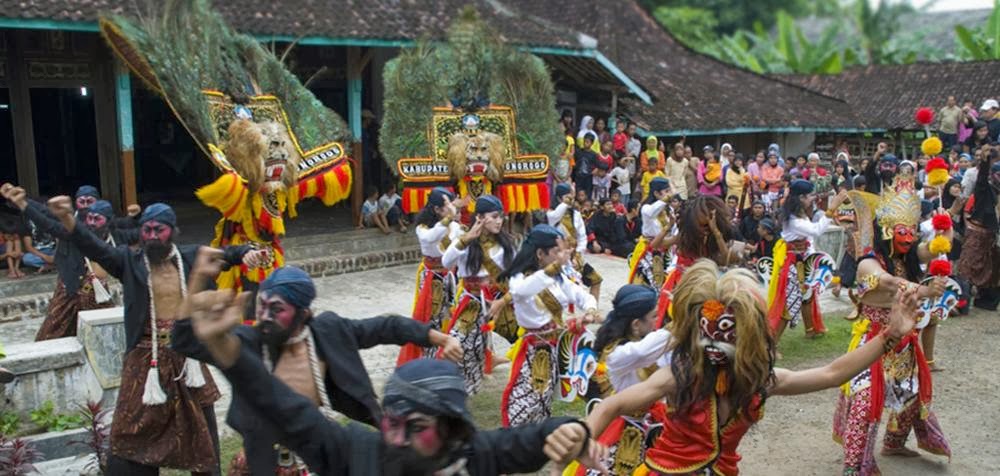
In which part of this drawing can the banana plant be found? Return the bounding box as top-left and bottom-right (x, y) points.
(955, 0), (1000, 60)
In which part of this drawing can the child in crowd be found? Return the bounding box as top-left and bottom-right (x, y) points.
(361, 185), (392, 234)
(592, 161), (611, 201)
(612, 120), (629, 157)
(580, 199), (595, 221)
(379, 182), (408, 233)
(752, 217), (779, 262)
(0, 227), (24, 279)
(609, 189), (627, 215)
(639, 156), (668, 201)
(597, 141), (616, 171)
(575, 189), (589, 208)
(610, 156), (632, 204)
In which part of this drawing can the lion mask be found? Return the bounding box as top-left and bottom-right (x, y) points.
(224, 119), (299, 193)
(446, 131), (505, 183)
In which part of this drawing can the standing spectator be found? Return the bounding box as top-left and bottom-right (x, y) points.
(560, 109), (574, 134)
(576, 116), (600, 153)
(761, 152), (785, 209)
(21, 212), (56, 273)
(379, 183), (407, 233)
(574, 133), (597, 198)
(697, 146), (722, 197)
(964, 121), (991, 154)
(747, 150), (765, 197)
(981, 99), (1000, 141)
(789, 155), (808, 177)
(803, 153), (828, 180)
(639, 136), (664, 172)
(558, 122), (575, 183)
(725, 154), (749, 209)
(638, 157), (668, 201)
(665, 143), (690, 199)
(596, 141), (615, 171)
(594, 117), (611, 145)
(612, 120), (629, 157)
(958, 99), (978, 144)
(683, 145), (698, 198)
(937, 95), (963, 149)
(609, 156), (632, 204)
(955, 153), (972, 179)
(768, 143), (784, 168)
(591, 161), (611, 202)
(588, 198), (632, 257)
(625, 123), (642, 159)
(361, 110), (386, 191)
(719, 143), (733, 168)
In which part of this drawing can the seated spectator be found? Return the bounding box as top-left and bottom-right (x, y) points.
(575, 189), (589, 209)
(740, 200), (767, 246)
(0, 227), (23, 279)
(752, 217), (779, 261)
(623, 199), (642, 242)
(379, 182), (408, 233)
(21, 212), (56, 273)
(588, 198), (632, 257)
(580, 199), (595, 221)
(609, 189), (627, 215)
(361, 185), (392, 234)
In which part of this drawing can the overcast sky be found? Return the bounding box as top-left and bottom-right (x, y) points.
(911, 0), (995, 11)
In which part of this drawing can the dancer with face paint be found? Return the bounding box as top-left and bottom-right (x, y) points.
(496, 225), (599, 427)
(441, 195), (516, 394)
(1, 184), (139, 340)
(834, 173), (952, 475)
(581, 259), (922, 476)
(566, 285), (669, 475)
(183, 282), (609, 476)
(862, 143), (899, 195)
(172, 255), (461, 475)
(397, 187), (467, 366)
(548, 183), (604, 301)
(42, 196), (264, 475)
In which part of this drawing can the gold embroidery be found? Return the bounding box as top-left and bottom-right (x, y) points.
(637, 363), (660, 382)
(530, 347), (553, 394)
(430, 279), (445, 315)
(456, 299), (481, 334)
(536, 289), (565, 327)
(652, 253), (665, 287)
(492, 302), (519, 343)
(613, 425), (645, 476)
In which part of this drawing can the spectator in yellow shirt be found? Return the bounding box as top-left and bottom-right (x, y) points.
(640, 156), (668, 201)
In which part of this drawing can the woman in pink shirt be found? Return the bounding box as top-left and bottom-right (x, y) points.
(697, 148), (723, 197)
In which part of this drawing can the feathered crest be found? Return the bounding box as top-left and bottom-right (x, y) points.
(100, 0), (351, 158)
(380, 6), (561, 172)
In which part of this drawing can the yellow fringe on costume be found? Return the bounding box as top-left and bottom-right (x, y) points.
(457, 178), (493, 212)
(840, 318), (871, 396)
(497, 182), (546, 212)
(766, 239), (788, 312)
(628, 237), (649, 284)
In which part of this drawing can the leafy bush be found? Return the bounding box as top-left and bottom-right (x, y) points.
(0, 410), (20, 436)
(29, 401), (85, 432)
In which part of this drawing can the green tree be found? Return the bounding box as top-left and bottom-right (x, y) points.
(651, 6), (718, 50)
(852, 0), (915, 64)
(643, 0), (811, 34)
(955, 0), (1000, 59)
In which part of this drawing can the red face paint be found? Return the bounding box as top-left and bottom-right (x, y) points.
(379, 412), (442, 454)
(76, 195), (97, 210)
(139, 220), (172, 245)
(85, 213), (108, 230)
(256, 293), (297, 329)
(892, 224), (915, 255)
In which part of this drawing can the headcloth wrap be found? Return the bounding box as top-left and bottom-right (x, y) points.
(260, 266), (316, 309)
(427, 187), (454, 208)
(526, 224), (563, 248)
(139, 203), (178, 228)
(605, 285), (657, 324)
(383, 359), (475, 428)
(75, 185), (100, 199)
(789, 179), (814, 196)
(555, 183), (573, 199)
(88, 200), (114, 219)
(474, 195), (503, 214)
(880, 153), (900, 167)
(649, 177), (670, 193)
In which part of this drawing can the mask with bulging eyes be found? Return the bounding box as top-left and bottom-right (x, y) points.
(891, 224), (916, 255)
(698, 300), (736, 366)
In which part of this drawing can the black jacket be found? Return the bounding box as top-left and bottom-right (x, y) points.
(172, 312), (432, 475)
(68, 224), (247, 351)
(222, 345), (581, 476)
(23, 199), (138, 294)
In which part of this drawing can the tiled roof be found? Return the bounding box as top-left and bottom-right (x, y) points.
(506, 0), (866, 133)
(1, 0), (588, 49)
(778, 61), (1000, 130)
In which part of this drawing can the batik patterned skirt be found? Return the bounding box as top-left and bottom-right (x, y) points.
(35, 275), (113, 341)
(957, 221), (1000, 288)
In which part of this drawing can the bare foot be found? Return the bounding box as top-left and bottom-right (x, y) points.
(882, 446), (920, 457)
(929, 362), (945, 372)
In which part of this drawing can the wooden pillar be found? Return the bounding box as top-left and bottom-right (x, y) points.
(115, 67), (136, 207)
(94, 48), (123, 210)
(347, 46), (365, 227)
(7, 32), (39, 195)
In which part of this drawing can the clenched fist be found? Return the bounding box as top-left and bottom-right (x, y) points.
(47, 196), (76, 232)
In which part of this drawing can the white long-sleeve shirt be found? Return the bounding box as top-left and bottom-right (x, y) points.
(442, 238), (507, 279)
(606, 329), (672, 392)
(640, 199), (669, 237)
(508, 269), (596, 329)
(547, 203), (587, 254)
(416, 221), (464, 257)
(780, 215), (832, 253)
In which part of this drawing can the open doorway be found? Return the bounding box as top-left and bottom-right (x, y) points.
(0, 89), (15, 183)
(29, 87), (100, 197)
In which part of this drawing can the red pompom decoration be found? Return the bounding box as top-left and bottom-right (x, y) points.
(932, 213), (953, 231)
(928, 259), (952, 277)
(925, 157), (949, 172)
(915, 107), (935, 125)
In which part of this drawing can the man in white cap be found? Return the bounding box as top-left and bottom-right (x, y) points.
(980, 98), (1000, 141)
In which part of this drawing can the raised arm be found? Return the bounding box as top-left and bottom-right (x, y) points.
(547, 202), (571, 225)
(587, 365), (675, 435)
(770, 286), (919, 396)
(604, 328), (671, 373)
